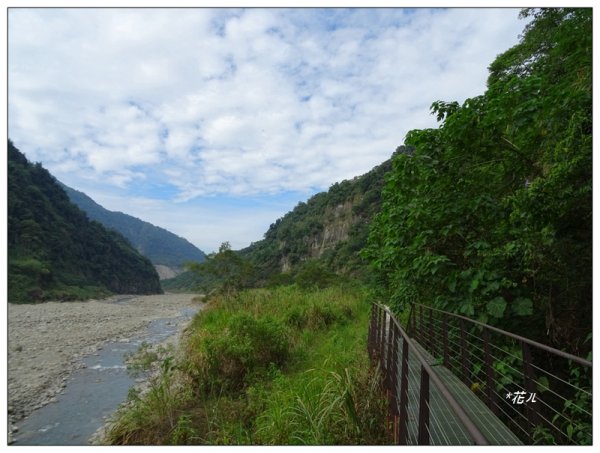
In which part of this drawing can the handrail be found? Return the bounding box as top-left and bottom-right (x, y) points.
(380, 303), (488, 445)
(369, 303), (488, 445)
(410, 303), (592, 367)
(408, 302), (593, 445)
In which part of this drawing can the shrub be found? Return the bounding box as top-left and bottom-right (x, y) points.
(295, 261), (338, 289)
(266, 272), (295, 288)
(285, 306), (308, 329)
(188, 313), (290, 394)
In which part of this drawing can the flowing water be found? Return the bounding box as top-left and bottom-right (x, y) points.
(13, 305), (198, 446)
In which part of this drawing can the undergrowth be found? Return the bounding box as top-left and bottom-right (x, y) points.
(103, 283), (390, 445)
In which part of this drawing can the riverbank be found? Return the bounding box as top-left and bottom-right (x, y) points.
(101, 285), (391, 445)
(7, 293), (202, 442)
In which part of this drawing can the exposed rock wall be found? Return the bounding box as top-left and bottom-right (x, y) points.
(278, 195), (363, 271)
(154, 265), (182, 280)
(308, 198), (359, 258)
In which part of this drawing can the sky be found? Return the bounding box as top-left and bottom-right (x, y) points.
(7, 5), (531, 254)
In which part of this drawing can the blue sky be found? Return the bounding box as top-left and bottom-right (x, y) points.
(8, 6), (530, 253)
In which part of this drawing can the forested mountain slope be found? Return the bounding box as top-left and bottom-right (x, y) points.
(240, 152), (402, 283)
(62, 184), (206, 273)
(8, 141), (162, 303)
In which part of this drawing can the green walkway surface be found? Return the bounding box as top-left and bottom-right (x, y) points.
(395, 338), (523, 445)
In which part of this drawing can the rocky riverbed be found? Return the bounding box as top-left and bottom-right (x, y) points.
(7, 293), (202, 443)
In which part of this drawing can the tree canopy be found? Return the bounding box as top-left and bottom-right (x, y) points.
(363, 8), (591, 354)
(187, 242), (255, 296)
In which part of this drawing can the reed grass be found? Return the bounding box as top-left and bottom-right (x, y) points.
(104, 283), (390, 445)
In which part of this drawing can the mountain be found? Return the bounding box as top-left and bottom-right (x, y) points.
(240, 149), (403, 284)
(61, 184), (206, 276)
(7, 141), (162, 303)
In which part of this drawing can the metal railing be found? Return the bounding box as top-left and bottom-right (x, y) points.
(368, 302), (488, 445)
(408, 303), (593, 445)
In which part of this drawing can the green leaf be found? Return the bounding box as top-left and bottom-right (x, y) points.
(513, 297), (534, 316)
(486, 297), (507, 318)
(448, 277), (457, 293)
(477, 313), (489, 325)
(537, 376), (550, 393)
(460, 302), (475, 317)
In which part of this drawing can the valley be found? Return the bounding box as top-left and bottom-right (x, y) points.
(5, 7), (592, 446)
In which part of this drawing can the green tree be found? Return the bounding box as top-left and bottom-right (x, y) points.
(187, 242), (255, 296)
(363, 8), (591, 353)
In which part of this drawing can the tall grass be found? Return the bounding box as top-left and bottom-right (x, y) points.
(103, 283), (390, 445)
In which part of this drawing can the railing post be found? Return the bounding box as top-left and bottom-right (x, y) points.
(483, 328), (497, 414)
(380, 311), (388, 371)
(398, 337), (410, 444)
(385, 314), (394, 390)
(418, 366), (430, 445)
(388, 322), (400, 440)
(368, 305), (375, 360)
(521, 341), (540, 427)
(377, 306), (384, 361)
(428, 306), (434, 352)
(372, 305), (378, 358)
(419, 304), (424, 344)
(459, 318), (469, 385)
(443, 313), (449, 367)
(371, 305), (378, 359)
(410, 304), (416, 336)
(390, 322), (400, 443)
(384, 318), (392, 436)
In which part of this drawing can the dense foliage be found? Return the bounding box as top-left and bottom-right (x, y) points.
(161, 270), (208, 293)
(363, 9), (591, 354)
(62, 184), (206, 269)
(241, 156), (396, 283)
(186, 242), (255, 296)
(8, 141), (162, 302)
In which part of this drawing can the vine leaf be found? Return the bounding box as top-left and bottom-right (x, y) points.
(486, 297), (507, 318)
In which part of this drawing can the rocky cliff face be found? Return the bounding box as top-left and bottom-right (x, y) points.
(242, 150), (401, 280)
(306, 198), (359, 257)
(279, 197), (366, 274)
(154, 265), (183, 280)
(278, 198), (360, 272)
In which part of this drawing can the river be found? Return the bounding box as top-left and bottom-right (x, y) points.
(8, 293), (201, 445)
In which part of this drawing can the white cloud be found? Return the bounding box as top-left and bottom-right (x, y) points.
(8, 7), (529, 250)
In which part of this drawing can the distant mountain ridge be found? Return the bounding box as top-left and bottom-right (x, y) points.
(61, 184), (206, 273)
(8, 141), (162, 302)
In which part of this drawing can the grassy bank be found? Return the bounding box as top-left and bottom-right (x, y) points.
(103, 283), (390, 445)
